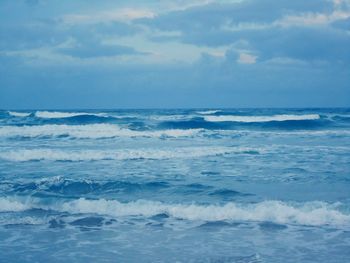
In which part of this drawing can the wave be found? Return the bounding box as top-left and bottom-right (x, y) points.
(203, 114), (320, 123)
(159, 114), (326, 130)
(0, 124), (348, 141)
(34, 111), (108, 119)
(1, 197), (349, 227)
(0, 146), (253, 162)
(149, 115), (191, 121)
(8, 111), (31, 117)
(197, 110), (221, 115)
(6, 177), (170, 196)
(329, 114), (350, 123)
(0, 124), (202, 139)
(0, 198), (28, 212)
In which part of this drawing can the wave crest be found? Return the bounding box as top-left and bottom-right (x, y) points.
(35, 111), (108, 119)
(197, 110), (221, 115)
(203, 114), (320, 123)
(0, 124), (202, 139)
(2, 197), (349, 227)
(0, 146), (250, 162)
(8, 111), (31, 117)
(61, 199), (349, 226)
(0, 198), (29, 212)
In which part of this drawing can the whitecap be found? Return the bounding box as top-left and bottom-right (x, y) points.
(204, 114), (320, 123)
(0, 124), (202, 139)
(34, 111), (107, 119)
(0, 198), (29, 212)
(197, 110), (221, 115)
(60, 199), (350, 226)
(150, 115), (191, 121)
(8, 111), (31, 117)
(1, 197), (349, 227)
(0, 146), (252, 162)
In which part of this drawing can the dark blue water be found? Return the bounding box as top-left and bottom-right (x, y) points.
(0, 109), (350, 262)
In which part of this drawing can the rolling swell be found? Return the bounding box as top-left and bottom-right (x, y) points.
(0, 124), (202, 139)
(5, 177), (170, 197)
(158, 114), (330, 130)
(34, 113), (130, 125)
(1, 197), (349, 227)
(0, 146), (249, 162)
(43, 114), (118, 124)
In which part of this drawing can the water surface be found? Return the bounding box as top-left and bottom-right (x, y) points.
(1, 108), (350, 262)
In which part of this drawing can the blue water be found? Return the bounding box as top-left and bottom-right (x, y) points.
(0, 108), (350, 262)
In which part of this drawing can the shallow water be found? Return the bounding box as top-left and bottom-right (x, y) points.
(0, 108), (350, 262)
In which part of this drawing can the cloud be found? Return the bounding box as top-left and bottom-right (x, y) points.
(237, 53), (257, 64)
(0, 0), (349, 108)
(134, 0), (350, 65)
(57, 40), (146, 58)
(138, 0), (335, 31)
(63, 8), (155, 25)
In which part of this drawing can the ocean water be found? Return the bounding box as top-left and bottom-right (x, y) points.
(0, 108), (350, 263)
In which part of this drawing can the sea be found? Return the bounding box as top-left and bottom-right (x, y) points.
(0, 108), (349, 263)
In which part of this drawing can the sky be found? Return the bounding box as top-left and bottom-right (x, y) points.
(0, 0), (349, 109)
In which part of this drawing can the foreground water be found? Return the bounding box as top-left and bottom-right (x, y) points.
(0, 108), (349, 262)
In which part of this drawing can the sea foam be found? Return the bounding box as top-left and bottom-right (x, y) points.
(0, 124), (202, 139)
(61, 199), (350, 226)
(35, 111), (107, 119)
(0, 146), (251, 162)
(1, 197), (349, 227)
(0, 198), (29, 212)
(197, 110), (221, 115)
(204, 114), (320, 123)
(8, 111), (31, 117)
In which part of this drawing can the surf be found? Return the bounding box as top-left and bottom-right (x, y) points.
(0, 146), (259, 162)
(0, 124), (203, 139)
(1, 197), (349, 227)
(203, 114), (320, 123)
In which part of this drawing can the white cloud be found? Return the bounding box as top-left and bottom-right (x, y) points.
(103, 34), (230, 64)
(61, 0), (244, 25)
(63, 8), (155, 25)
(237, 53), (257, 64)
(275, 10), (350, 27)
(222, 10), (350, 31)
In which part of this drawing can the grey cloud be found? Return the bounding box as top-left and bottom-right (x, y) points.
(137, 0), (334, 33)
(57, 41), (146, 58)
(136, 0), (350, 64)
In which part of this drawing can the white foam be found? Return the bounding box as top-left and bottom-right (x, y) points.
(8, 111), (31, 117)
(223, 129), (350, 137)
(150, 115), (190, 121)
(0, 124), (202, 139)
(204, 114), (320, 123)
(60, 199), (350, 226)
(0, 215), (45, 225)
(2, 197), (347, 227)
(0, 198), (29, 212)
(35, 111), (107, 119)
(197, 110), (221, 115)
(0, 146), (248, 162)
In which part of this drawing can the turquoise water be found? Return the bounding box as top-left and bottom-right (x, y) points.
(0, 109), (350, 262)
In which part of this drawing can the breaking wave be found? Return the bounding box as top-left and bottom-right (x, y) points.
(8, 111), (31, 117)
(0, 198), (28, 212)
(1, 197), (349, 227)
(0, 146), (253, 162)
(0, 124), (202, 139)
(158, 114), (327, 130)
(34, 111), (108, 119)
(5, 177), (171, 196)
(203, 114), (320, 123)
(197, 110), (221, 115)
